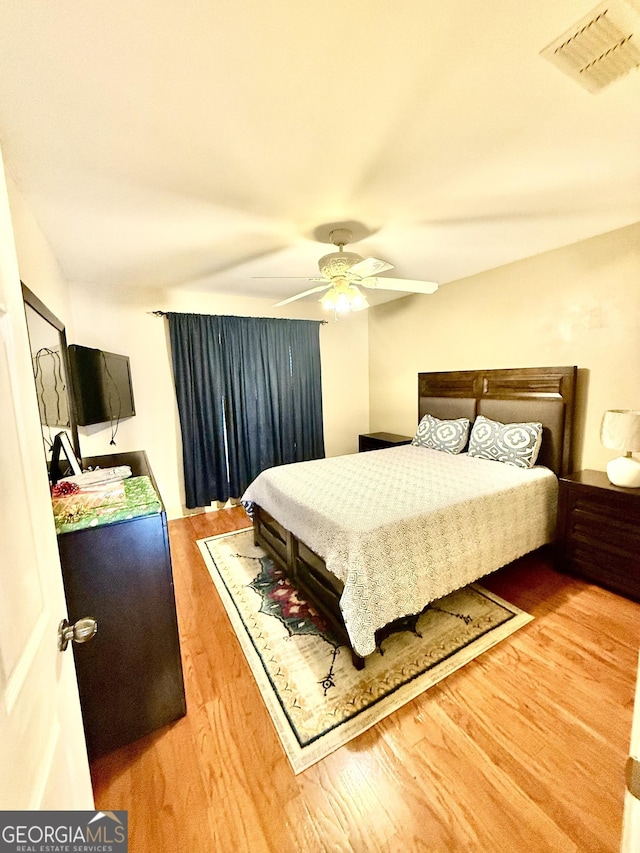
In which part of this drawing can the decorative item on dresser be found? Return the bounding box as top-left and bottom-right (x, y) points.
(55, 450), (186, 758)
(556, 469), (640, 602)
(358, 432), (413, 452)
(246, 365), (577, 669)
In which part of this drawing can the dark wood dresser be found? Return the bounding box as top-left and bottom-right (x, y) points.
(56, 450), (186, 758)
(359, 432), (413, 452)
(556, 469), (640, 601)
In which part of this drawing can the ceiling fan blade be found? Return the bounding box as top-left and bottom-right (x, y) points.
(361, 277), (439, 294)
(348, 257), (394, 278)
(273, 284), (330, 307)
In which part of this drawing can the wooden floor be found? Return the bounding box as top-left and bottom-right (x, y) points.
(91, 507), (640, 853)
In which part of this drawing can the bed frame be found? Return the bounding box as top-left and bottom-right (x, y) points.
(253, 365), (577, 668)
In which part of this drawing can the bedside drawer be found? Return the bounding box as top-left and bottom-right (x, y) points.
(566, 497), (640, 555)
(359, 432), (413, 452)
(564, 547), (640, 601)
(558, 470), (640, 601)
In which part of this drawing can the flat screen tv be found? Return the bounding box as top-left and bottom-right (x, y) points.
(68, 344), (136, 426)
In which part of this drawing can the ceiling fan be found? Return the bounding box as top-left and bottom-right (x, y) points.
(259, 228), (439, 313)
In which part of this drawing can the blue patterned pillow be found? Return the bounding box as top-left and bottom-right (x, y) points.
(412, 414), (471, 454)
(468, 415), (543, 468)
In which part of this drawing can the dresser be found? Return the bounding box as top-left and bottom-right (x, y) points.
(358, 432), (413, 452)
(556, 469), (640, 601)
(56, 450), (186, 758)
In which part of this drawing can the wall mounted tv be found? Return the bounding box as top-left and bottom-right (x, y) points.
(68, 344), (136, 426)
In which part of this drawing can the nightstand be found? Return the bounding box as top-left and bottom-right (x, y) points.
(358, 432), (413, 452)
(556, 469), (640, 601)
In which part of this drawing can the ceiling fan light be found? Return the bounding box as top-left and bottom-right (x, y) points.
(320, 283), (370, 314)
(348, 285), (368, 311)
(320, 289), (338, 310)
(274, 227), (438, 313)
(335, 292), (352, 313)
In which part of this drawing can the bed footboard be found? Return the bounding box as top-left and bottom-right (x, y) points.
(252, 505), (365, 669)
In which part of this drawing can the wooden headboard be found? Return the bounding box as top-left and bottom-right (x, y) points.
(418, 366), (577, 477)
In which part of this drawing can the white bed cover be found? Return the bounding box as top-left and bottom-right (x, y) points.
(242, 445), (557, 657)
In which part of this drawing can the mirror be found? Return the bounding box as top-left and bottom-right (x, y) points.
(21, 282), (81, 467)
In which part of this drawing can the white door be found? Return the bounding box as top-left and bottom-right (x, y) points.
(0, 151), (93, 809)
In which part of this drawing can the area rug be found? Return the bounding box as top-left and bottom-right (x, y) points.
(197, 528), (533, 773)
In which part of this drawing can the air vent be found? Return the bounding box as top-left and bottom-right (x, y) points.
(540, 0), (640, 91)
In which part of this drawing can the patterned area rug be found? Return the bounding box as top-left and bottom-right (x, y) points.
(197, 528), (533, 774)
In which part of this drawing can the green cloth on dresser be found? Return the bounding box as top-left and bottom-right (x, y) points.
(53, 475), (162, 534)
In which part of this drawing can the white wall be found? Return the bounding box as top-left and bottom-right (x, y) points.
(368, 222), (640, 473)
(7, 174), (75, 337)
(67, 285), (369, 518)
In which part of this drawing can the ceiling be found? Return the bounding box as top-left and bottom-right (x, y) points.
(0, 0), (638, 309)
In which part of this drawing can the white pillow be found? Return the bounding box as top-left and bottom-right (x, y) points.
(468, 415), (543, 468)
(412, 414), (471, 454)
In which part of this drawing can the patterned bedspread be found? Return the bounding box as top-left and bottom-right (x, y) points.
(242, 446), (557, 657)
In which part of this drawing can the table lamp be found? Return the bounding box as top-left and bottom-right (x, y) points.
(600, 409), (640, 488)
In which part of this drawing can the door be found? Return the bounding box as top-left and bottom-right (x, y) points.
(0, 151), (93, 808)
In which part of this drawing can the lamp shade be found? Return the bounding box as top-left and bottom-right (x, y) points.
(600, 409), (640, 452)
(601, 409), (640, 488)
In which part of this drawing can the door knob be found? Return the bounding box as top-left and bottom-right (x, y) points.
(58, 617), (98, 651)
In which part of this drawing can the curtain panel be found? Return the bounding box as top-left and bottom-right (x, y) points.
(167, 312), (325, 508)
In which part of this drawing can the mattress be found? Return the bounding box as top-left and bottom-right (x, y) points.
(242, 445), (557, 656)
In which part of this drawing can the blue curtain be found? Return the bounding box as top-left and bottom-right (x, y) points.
(167, 313), (325, 508)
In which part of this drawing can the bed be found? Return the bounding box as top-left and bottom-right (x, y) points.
(242, 365), (577, 668)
